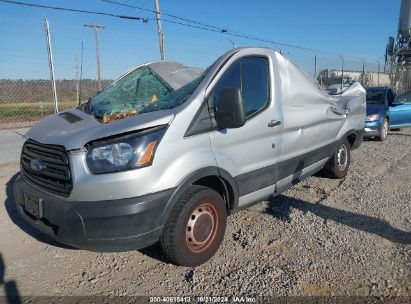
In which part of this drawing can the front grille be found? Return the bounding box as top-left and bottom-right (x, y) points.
(21, 139), (72, 197)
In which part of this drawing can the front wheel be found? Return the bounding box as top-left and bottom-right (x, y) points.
(378, 118), (388, 141)
(159, 185), (227, 266)
(322, 138), (351, 179)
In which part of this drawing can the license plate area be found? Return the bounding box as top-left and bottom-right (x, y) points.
(24, 193), (42, 218)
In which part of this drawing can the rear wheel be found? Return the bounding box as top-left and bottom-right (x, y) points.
(159, 185), (227, 266)
(322, 138), (351, 179)
(378, 118), (388, 141)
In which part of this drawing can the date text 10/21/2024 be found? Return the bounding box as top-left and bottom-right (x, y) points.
(149, 296), (257, 303)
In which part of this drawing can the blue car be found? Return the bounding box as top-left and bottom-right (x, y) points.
(364, 87), (411, 141)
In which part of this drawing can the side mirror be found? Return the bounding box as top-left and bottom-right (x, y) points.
(215, 88), (246, 129)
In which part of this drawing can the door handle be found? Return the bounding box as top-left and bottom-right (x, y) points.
(268, 120), (281, 127)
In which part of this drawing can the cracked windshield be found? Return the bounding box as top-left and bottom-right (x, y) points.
(88, 66), (184, 123)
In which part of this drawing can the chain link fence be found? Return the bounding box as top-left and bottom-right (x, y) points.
(0, 18), (108, 129)
(1, 16), (409, 129)
(0, 15), (227, 129)
(0, 79), (109, 128)
(384, 61), (411, 94)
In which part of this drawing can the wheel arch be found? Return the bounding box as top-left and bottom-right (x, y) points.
(342, 130), (357, 147)
(159, 167), (239, 227)
(346, 132), (356, 148)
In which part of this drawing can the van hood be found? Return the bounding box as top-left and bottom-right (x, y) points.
(26, 108), (175, 150)
(366, 103), (385, 116)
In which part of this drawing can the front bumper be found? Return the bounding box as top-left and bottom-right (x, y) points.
(364, 121), (381, 137)
(14, 174), (174, 251)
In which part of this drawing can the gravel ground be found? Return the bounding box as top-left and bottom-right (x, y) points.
(0, 129), (410, 298)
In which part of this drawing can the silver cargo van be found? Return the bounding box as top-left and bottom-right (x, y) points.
(14, 48), (366, 266)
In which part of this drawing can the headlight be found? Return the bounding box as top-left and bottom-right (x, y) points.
(366, 114), (380, 121)
(86, 127), (166, 174)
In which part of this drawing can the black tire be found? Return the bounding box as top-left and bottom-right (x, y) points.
(322, 138), (351, 179)
(377, 118), (388, 141)
(159, 185), (227, 267)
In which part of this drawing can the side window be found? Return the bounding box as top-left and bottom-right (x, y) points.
(241, 57), (269, 116)
(213, 61), (241, 110)
(213, 56), (269, 117)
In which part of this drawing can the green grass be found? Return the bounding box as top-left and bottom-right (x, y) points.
(0, 101), (78, 120)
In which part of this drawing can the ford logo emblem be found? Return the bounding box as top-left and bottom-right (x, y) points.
(30, 159), (45, 172)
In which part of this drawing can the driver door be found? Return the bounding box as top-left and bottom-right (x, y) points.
(208, 55), (282, 207)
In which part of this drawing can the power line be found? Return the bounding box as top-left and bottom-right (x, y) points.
(155, 18), (220, 34)
(157, 17), (314, 52)
(103, 0), (382, 59)
(106, 0), (139, 27)
(0, 0), (146, 21)
(101, 0), (319, 52)
(102, 0), (223, 31)
(0, 0), (380, 62)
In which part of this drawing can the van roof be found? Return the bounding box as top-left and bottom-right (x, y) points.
(146, 61), (203, 90)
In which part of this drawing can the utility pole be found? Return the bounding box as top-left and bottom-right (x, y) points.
(44, 18), (58, 113)
(75, 56), (80, 106)
(84, 23), (105, 91)
(338, 54), (345, 93)
(375, 60), (381, 86)
(154, 0), (165, 60)
(79, 42), (84, 104)
(361, 58), (366, 86)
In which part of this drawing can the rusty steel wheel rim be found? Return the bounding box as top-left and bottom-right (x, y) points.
(186, 202), (219, 253)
